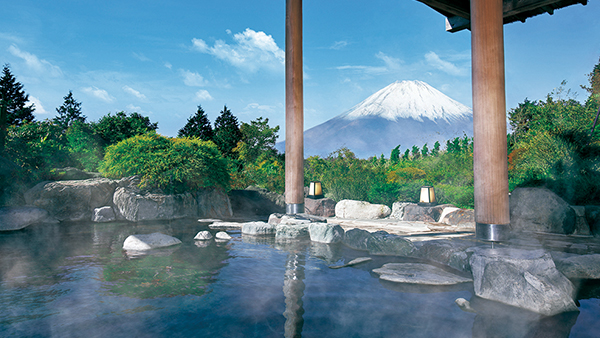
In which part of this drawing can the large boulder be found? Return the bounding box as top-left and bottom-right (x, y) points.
(552, 253), (600, 279)
(24, 178), (118, 222)
(242, 221), (277, 236)
(401, 203), (455, 222)
(196, 188), (233, 219)
(335, 200), (391, 219)
(469, 247), (578, 316)
(439, 208), (475, 228)
(412, 239), (475, 269)
(113, 187), (197, 222)
(0, 206), (56, 231)
(510, 187), (576, 234)
(275, 223), (310, 240)
(309, 223), (344, 243)
(305, 198), (336, 217)
(389, 202), (410, 220)
(343, 228), (415, 256)
(123, 232), (182, 251)
(92, 206), (116, 223)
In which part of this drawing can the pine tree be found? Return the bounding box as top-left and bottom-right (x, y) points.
(178, 105), (213, 141)
(1, 64), (35, 153)
(431, 141), (441, 156)
(213, 105), (242, 158)
(421, 143), (429, 157)
(54, 91), (86, 130)
(390, 145), (400, 164)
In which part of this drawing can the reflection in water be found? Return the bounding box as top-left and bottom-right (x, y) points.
(283, 250), (306, 338)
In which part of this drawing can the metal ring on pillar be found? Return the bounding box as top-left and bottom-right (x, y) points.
(286, 203), (304, 215)
(476, 223), (511, 242)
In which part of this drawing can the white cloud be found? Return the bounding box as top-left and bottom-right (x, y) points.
(425, 51), (467, 76)
(336, 52), (401, 75)
(375, 52), (402, 71)
(164, 62), (172, 69)
(132, 52), (150, 62)
(27, 96), (47, 114)
(8, 45), (63, 77)
(180, 69), (208, 87)
(195, 89), (213, 101)
(122, 85), (146, 99)
(244, 103), (275, 113)
(330, 41), (348, 50)
(82, 86), (114, 102)
(192, 28), (284, 73)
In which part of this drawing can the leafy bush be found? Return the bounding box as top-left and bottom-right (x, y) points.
(66, 120), (103, 171)
(100, 133), (229, 193)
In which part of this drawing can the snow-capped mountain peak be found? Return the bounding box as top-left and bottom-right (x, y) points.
(340, 80), (472, 122)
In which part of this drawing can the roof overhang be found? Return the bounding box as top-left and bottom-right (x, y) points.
(417, 0), (589, 32)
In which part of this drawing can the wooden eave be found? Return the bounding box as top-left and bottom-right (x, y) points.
(417, 0), (589, 32)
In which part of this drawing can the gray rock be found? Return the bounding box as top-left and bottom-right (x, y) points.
(196, 188), (233, 219)
(123, 232), (182, 250)
(553, 253), (600, 279)
(571, 206), (591, 235)
(440, 209), (475, 228)
(0, 206), (55, 231)
(510, 187), (577, 234)
(343, 228), (415, 256)
(413, 239), (475, 267)
(335, 199), (391, 219)
(268, 213), (284, 225)
(305, 197), (336, 217)
(113, 187), (197, 222)
(280, 215), (311, 225)
(194, 230), (213, 240)
(309, 223), (344, 243)
(373, 263), (472, 285)
(585, 205), (600, 236)
(242, 221), (277, 236)
(92, 206), (116, 223)
(275, 223), (310, 240)
(25, 178), (118, 222)
(329, 257), (372, 269)
(215, 231), (232, 240)
(209, 222), (243, 229)
(389, 202), (410, 220)
(469, 247), (578, 316)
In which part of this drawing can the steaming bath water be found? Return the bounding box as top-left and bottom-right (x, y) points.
(1, 220), (599, 337)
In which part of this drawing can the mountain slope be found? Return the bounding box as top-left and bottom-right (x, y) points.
(278, 80), (473, 158)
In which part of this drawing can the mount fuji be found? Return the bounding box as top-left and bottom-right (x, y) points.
(278, 80), (473, 158)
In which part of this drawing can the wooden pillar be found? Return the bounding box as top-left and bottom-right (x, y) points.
(285, 0), (304, 214)
(471, 0), (510, 241)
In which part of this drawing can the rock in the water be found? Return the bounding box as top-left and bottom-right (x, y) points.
(439, 209), (475, 228)
(309, 223), (344, 243)
(25, 178), (118, 222)
(92, 206), (116, 223)
(196, 188), (233, 219)
(276, 223), (310, 240)
(510, 187), (576, 234)
(113, 187), (197, 222)
(553, 253), (600, 279)
(413, 239), (474, 268)
(373, 263), (472, 285)
(194, 230), (213, 240)
(329, 257), (372, 269)
(343, 228), (415, 256)
(0, 206), (55, 231)
(123, 232), (182, 250)
(242, 221), (277, 236)
(268, 213), (284, 225)
(305, 197), (336, 217)
(209, 222), (243, 229)
(455, 298), (476, 313)
(335, 200), (391, 219)
(469, 247), (578, 316)
(215, 231), (232, 240)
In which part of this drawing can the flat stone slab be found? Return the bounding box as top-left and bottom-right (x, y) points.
(329, 257), (372, 269)
(209, 222), (243, 229)
(553, 253), (600, 279)
(123, 232), (182, 251)
(373, 263), (472, 285)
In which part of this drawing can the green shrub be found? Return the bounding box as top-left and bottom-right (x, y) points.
(100, 133), (229, 193)
(434, 185), (474, 209)
(66, 120), (103, 171)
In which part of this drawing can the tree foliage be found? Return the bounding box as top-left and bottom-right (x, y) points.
(1, 64), (35, 153)
(178, 105), (213, 141)
(213, 105), (242, 158)
(54, 91), (86, 130)
(91, 111), (158, 146)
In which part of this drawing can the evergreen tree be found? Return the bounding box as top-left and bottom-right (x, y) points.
(91, 111), (158, 146)
(236, 117), (279, 164)
(1, 64), (35, 153)
(54, 91), (86, 130)
(411, 145), (420, 159)
(178, 105), (213, 140)
(431, 141), (441, 156)
(390, 145), (400, 164)
(213, 105), (242, 158)
(403, 149), (410, 160)
(421, 143), (429, 157)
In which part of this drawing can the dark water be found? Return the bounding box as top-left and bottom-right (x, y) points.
(0, 219), (599, 338)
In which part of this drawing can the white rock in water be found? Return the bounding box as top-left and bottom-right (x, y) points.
(194, 230), (213, 240)
(123, 232), (182, 251)
(455, 298), (476, 313)
(215, 231), (232, 240)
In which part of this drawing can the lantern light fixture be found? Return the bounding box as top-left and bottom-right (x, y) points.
(308, 181), (324, 199)
(419, 186), (436, 206)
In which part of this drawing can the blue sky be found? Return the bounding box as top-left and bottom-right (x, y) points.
(1, 0), (599, 140)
